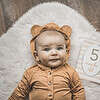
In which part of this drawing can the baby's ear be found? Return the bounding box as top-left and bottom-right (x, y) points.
(33, 50), (38, 59)
(33, 50), (40, 62)
(61, 25), (72, 37)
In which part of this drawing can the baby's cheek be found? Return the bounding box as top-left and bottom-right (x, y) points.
(39, 53), (48, 62)
(60, 51), (66, 57)
(60, 52), (66, 61)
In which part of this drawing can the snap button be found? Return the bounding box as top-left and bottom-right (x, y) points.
(48, 93), (52, 97)
(48, 71), (51, 75)
(48, 81), (52, 85)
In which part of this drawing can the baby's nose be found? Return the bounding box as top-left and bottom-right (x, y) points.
(50, 49), (58, 56)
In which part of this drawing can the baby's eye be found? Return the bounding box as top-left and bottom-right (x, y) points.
(43, 48), (50, 51)
(56, 47), (63, 50)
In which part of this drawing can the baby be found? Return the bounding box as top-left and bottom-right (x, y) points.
(8, 23), (85, 100)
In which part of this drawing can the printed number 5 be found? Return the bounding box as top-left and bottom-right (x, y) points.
(90, 48), (99, 61)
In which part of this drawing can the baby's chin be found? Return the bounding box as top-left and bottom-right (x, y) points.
(47, 61), (64, 69)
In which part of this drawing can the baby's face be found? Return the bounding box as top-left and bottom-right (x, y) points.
(35, 30), (67, 68)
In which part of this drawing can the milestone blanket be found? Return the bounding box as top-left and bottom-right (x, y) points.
(0, 2), (100, 100)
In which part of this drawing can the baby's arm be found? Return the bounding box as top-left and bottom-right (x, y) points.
(8, 70), (31, 100)
(71, 70), (86, 100)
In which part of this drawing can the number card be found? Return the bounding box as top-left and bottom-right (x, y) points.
(76, 38), (100, 83)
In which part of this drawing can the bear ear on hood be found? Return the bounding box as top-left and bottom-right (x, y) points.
(60, 25), (72, 38)
(31, 25), (43, 39)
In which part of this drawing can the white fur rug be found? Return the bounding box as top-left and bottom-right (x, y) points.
(0, 2), (100, 100)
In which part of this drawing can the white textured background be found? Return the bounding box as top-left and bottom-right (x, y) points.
(0, 2), (100, 100)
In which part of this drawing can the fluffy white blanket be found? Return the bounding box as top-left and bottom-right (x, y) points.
(0, 2), (100, 100)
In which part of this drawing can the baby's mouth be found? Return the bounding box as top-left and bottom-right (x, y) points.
(49, 58), (60, 61)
